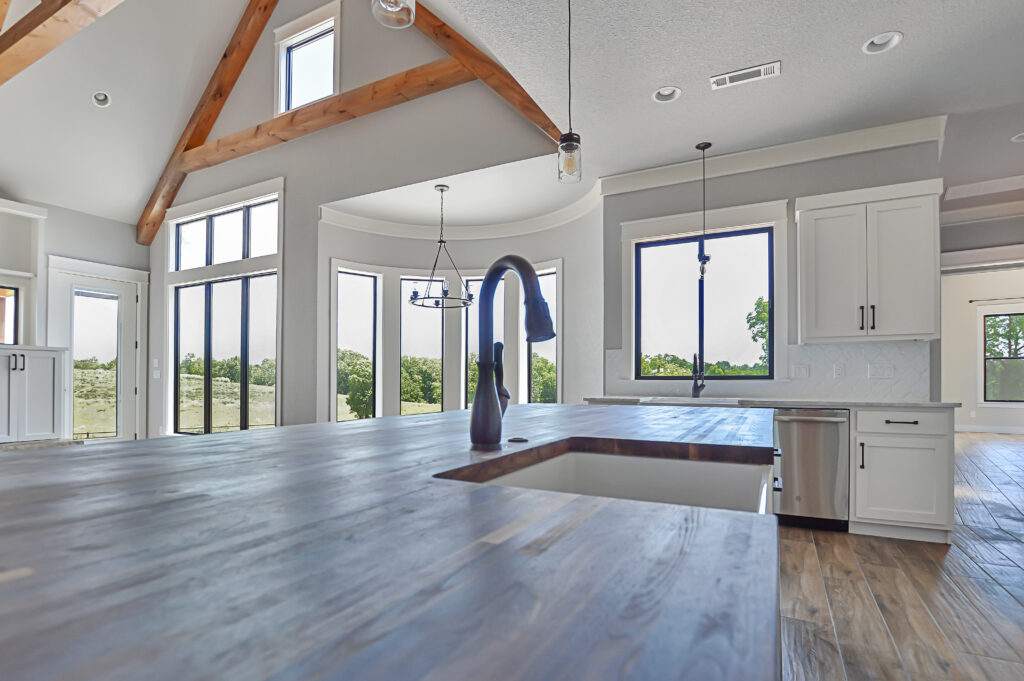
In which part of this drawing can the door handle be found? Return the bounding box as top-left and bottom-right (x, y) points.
(870, 305), (876, 330)
(859, 442), (866, 469)
(859, 305), (865, 330)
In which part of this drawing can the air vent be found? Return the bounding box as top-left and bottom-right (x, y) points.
(710, 61), (781, 90)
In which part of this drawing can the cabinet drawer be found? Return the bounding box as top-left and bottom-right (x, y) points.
(856, 410), (947, 436)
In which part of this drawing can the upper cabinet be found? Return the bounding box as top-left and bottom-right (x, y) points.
(796, 180), (942, 343)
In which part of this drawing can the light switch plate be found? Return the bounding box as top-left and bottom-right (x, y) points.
(791, 364), (809, 379)
(832, 363), (845, 379)
(869, 364), (895, 379)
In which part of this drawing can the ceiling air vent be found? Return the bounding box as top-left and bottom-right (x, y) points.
(710, 61), (781, 90)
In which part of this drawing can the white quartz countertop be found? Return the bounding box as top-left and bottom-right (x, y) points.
(584, 396), (961, 409)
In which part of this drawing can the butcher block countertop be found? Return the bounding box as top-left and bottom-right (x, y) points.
(0, 404), (779, 681)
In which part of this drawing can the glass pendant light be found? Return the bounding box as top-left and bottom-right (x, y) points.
(558, 0), (581, 183)
(696, 142), (712, 278)
(409, 185), (474, 309)
(371, 0), (415, 29)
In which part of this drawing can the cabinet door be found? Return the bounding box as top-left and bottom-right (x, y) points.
(854, 435), (952, 526)
(20, 351), (61, 441)
(866, 196), (938, 337)
(0, 352), (17, 443)
(799, 204), (868, 340)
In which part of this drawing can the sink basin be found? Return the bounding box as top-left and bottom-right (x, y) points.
(436, 437), (773, 514)
(642, 397), (744, 406)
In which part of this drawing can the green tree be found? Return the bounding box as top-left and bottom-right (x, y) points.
(746, 296), (770, 368)
(466, 352), (479, 404)
(347, 362), (374, 418)
(530, 353), (557, 403)
(640, 353), (692, 376)
(984, 314), (1024, 401)
(401, 355), (442, 404)
(249, 358), (277, 386)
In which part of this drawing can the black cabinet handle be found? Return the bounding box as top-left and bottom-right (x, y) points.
(870, 304), (876, 330)
(859, 442), (865, 469)
(859, 305), (865, 330)
(21, 354), (26, 371)
(885, 419), (919, 425)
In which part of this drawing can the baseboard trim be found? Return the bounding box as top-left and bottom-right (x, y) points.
(955, 425), (1024, 435)
(850, 520), (951, 544)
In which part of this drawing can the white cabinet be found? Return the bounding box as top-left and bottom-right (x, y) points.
(797, 184), (940, 343)
(0, 347), (66, 443)
(853, 435), (952, 526)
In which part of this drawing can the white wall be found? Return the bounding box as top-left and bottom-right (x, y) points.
(316, 203), (604, 414)
(942, 267), (1024, 433)
(38, 203), (149, 271)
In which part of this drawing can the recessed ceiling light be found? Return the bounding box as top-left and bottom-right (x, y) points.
(652, 86), (681, 103)
(862, 31), (903, 55)
(92, 91), (111, 108)
(1012, 132), (1024, 143)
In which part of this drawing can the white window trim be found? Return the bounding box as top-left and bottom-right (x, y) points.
(616, 200), (789, 392)
(515, 260), (563, 405)
(152, 178), (285, 436)
(976, 301), (1024, 409)
(274, 1), (342, 115)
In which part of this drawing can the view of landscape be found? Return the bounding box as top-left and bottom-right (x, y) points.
(984, 312), (1024, 401)
(72, 291), (119, 439)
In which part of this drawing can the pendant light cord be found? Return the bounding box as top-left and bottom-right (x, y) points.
(567, 0), (572, 133)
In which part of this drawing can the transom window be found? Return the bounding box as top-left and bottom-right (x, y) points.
(174, 199), (278, 271)
(276, 4), (338, 114)
(0, 286), (18, 345)
(984, 313), (1024, 402)
(635, 227), (773, 379)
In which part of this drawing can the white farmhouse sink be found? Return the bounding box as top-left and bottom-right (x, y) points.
(487, 452), (772, 514)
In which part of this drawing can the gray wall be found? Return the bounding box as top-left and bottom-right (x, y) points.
(42, 202), (149, 271)
(941, 216), (1024, 253)
(603, 142), (942, 349)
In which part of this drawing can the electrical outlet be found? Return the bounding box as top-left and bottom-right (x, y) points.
(832, 363), (845, 379)
(869, 364), (895, 379)
(791, 364), (809, 379)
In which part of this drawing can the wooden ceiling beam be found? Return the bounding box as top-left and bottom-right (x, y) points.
(0, 0), (129, 86)
(0, 1), (12, 33)
(178, 56), (474, 174)
(413, 4), (561, 145)
(136, 0), (279, 246)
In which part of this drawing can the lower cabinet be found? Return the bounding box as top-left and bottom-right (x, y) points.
(0, 347), (66, 443)
(853, 434), (953, 527)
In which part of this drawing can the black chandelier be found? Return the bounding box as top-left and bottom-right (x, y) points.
(408, 184), (474, 308)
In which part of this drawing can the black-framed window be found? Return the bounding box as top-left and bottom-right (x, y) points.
(0, 285), (19, 345)
(174, 273), (277, 434)
(337, 270), (378, 421)
(175, 199), (278, 272)
(984, 313), (1024, 402)
(285, 24), (335, 111)
(464, 277), (505, 408)
(528, 271), (558, 403)
(400, 278), (444, 415)
(635, 226), (773, 380)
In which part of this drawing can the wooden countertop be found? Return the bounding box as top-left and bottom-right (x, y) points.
(0, 404), (779, 681)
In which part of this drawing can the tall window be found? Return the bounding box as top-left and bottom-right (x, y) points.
(984, 313), (1024, 402)
(174, 273), (278, 434)
(635, 227), (773, 379)
(465, 277), (504, 408)
(0, 286), (17, 345)
(528, 272), (557, 403)
(400, 278), (444, 415)
(175, 199), (278, 272)
(337, 271), (377, 421)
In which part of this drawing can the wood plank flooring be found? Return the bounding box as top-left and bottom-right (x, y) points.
(781, 432), (1024, 681)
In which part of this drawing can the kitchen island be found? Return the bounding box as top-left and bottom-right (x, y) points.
(0, 405), (779, 681)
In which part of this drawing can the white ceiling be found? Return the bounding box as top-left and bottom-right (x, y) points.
(1, 0), (1023, 227)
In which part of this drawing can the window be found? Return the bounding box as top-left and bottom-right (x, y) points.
(0, 286), (18, 345)
(337, 271), (377, 421)
(175, 199), (278, 271)
(528, 272), (557, 403)
(635, 227), (773, 379)
(400, 278), (444, 415)
(464, 277), (504, 408)
(174, 273), (278, 434)
(276, 5), (338, 113)
(984, 313), (1024, 402)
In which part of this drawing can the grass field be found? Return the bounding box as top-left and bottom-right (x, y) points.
(336, 393), (439, 421)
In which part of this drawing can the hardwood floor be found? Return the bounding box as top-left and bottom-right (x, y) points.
(780, 433), (1024, 681)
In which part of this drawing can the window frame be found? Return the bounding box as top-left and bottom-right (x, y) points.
(982, 311), (1024, 404)
(399, 276), (446, 416)
(335, 269), (379, 420)
(633, 225), (775, 381)
(173, 272), (277, 435)
(0, 285), (19, 345)
(527, 270), (559, 403)
(174, 199), (278, 272)
(274, 2), (341, 115)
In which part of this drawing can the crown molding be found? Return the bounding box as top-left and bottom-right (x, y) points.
(599, 116), (947, 197)
(795, 179), (944, 214)
(320, 182), (602, 241)
(941, 243), (1024, 273)
(0, 196), (48, 219)
(941, 199), (1024, 226)
(944, 174), (1024, 202)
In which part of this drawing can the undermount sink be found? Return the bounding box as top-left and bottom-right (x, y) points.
(436, 437), (773, 514)
(643, 396), (744, 405)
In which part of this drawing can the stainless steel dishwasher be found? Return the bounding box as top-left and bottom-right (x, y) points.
(773, 409), (850, 524)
